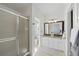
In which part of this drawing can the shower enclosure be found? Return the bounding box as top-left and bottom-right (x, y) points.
(0, 8), (29, 56)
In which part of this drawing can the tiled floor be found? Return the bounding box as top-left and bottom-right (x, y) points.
(35, 46), (65, 56)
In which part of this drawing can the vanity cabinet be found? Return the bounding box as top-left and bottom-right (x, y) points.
(41, 37), (65, 51)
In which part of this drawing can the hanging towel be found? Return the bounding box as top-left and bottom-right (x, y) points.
(70, 27), (79, 56)
(70, 27), (79, 46)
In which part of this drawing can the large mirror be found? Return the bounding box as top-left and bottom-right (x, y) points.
(44, 21), (64, 36)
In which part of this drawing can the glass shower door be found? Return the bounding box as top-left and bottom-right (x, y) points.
(18, 17), (29, 56)
(0, 10), (17, 56)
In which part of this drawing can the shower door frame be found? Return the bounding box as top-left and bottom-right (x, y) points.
(16, 16), (29, 56)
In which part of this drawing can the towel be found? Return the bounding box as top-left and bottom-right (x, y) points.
(70, 27), (79, 56)
(70, 27), (79, 46)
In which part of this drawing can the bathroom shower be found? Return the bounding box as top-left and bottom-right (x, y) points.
(0, 8), (29, 56)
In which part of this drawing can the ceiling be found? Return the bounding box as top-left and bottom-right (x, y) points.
(0, 3), (32, 13)
(0, 3), (69, 19)
(33, 3), (69, 19)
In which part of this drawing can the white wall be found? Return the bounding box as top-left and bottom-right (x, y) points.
(32, 4), (45, 36)
(77, 4), (79, 29)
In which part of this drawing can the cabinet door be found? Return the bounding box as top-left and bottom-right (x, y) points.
(0, 10), (17, 56)
(18, 17), (29, 56)
(42, 37), (49, 47)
